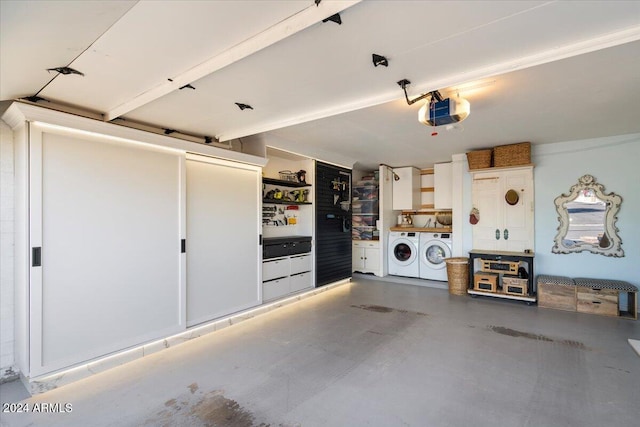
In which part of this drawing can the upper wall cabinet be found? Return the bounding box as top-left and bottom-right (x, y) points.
(392, 167), (421, 210)
(471, 166), (534, 252)
(434, 162), (453, 209)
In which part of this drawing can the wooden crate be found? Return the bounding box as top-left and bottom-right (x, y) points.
(538, 282), (576, 311)
(577, 287), (618, 317)
(502, 276), (528, 296)
(480, 259), (519, 275)
(474, 272), (498, 292)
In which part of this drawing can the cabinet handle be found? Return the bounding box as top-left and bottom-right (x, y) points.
(32, 247), (42, 267)
(503, 229), (509, 240)
(495, 229), (500, 240)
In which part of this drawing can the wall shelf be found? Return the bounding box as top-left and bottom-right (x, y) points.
(263, 177), (311, 187)
(263, 199), (312, 205)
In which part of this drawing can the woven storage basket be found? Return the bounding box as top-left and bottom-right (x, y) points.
(466, 149), (492, 170)
(445, 257), (469, 296)
(493, 142), (531, 167)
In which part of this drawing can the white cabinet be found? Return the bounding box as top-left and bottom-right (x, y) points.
(471, 166), (534, 252)
(262, 253), (312, 301)
(352, 240), (381, 276)
(392, 167), (421, 210)
(5, 102), (268, 382)
(27, 123), (185, 376)
(186, 155), (261, 327)
(434, 162), (452, 209)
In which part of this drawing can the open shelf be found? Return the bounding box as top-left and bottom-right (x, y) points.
(263, 199), (312, 205)
(263, 177), (311, 187)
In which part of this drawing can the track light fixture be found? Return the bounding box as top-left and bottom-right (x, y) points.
(322, 13), (342, 25)
(235, 103), (253, 111)
(47, 66), (84, 76)
(372, 54), (388, 67)
(24, 95), (47, 103)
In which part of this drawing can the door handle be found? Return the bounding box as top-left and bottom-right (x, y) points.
(503, 229), (509, 240)
(495, 229), (500, 240)
(32, 247), (42, 267)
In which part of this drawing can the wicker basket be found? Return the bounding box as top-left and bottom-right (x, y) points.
(466, 149), (492, 170)
(445, 257), (469, 296)
(493, 142), (531, 167)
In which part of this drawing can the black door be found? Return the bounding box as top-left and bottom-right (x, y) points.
(315, 162), (352, 287)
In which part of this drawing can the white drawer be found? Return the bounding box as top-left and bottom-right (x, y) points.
(263, 258), (290, 281)
(290, 254), (312, 275)
(290, 272), (312, 292)
(263, 277), (290, 301)
(353, 241), (379, 248)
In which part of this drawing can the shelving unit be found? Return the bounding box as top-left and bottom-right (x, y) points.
(262, 177), (312, 227)
(468, 250), (536, 305)
(352, 177), (379, 240)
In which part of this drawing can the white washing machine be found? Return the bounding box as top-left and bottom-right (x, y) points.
(388, 231), (420, 278)
(419, 232), (453, 281)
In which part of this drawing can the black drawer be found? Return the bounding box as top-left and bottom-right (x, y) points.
(263, 237), (311, 259)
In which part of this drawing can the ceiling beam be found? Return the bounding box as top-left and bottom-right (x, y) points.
(216, 25), (640, 142)
(104, 0), (361, 121)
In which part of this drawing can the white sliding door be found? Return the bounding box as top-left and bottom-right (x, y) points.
(186, 154), (261, 326)
(29, 124), (185, 376)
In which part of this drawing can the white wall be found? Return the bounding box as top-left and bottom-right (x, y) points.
(533, 133), (640, 285)
(0, 121), (16, 380)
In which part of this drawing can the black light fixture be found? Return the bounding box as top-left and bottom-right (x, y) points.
(24, 95), (47, 103)
(235, 103), (253, 111)
(315, 0), (322, 5)
(46, 66), (84, 76)
(372, 54), (388, 67)
(322, 13), (341, 25)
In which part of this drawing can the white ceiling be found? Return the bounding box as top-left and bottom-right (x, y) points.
(2, 1), (639, 170)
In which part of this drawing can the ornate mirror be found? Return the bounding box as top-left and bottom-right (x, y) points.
(552, 175), (623, 257)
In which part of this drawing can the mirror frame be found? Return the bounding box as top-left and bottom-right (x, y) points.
(552, 174), (624, 257)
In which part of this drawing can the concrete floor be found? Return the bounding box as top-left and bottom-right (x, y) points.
(1, 276), (639, 427)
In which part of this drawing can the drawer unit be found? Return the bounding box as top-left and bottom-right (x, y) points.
(577, 287), (618, 317)
(263, 277), (290, 301)
(474, 272), (498, 292)
(538, 277), (576, 311)
(290, 272), (312, 293)
(502, 276), (528, 296)
(290, 254), (312, 275)
(263, 257), (290, 281)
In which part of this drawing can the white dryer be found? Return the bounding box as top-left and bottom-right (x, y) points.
(388, 231), (420, 278)
(419, 232), (453, 281)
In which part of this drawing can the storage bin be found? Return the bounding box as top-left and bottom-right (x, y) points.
(466, 149), (492, 170)
(480, 259), (519, 275)
(493, 142), (531, 167)
(445, 257), (469, 296)
(537, 275), (576, 311)
(502, 275), (528, 296)
(352, 200), (378, 214)
(474, 272), (498, 292)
